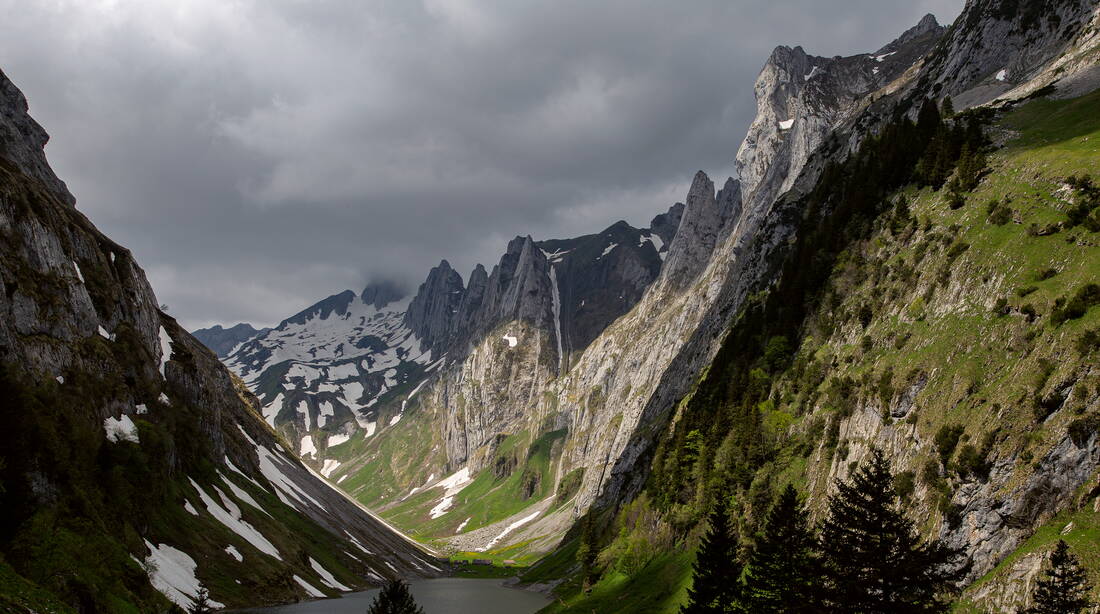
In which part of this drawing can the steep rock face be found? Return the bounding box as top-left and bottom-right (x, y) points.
(0, 70), (73, 207)
(191, 322), (265, 357)
(404, 260), (465, 351)
(735, 17), (945, 207)
(649, 202), (685, 248)
(222, 216), (674, 482)
(660, 172), (724, 290)
(0, 69), (438, 610)
(918, 0), (1100, 106)
(536, 219), (667, 367)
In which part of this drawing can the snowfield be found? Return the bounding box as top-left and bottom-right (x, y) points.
(141, 540), (226, 609)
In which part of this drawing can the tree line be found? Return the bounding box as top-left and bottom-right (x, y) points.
(680, 449), (1093, 614)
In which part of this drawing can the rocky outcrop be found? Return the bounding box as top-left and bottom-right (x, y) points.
(0, 69), (73, 207)
(649, 202), (685, 249)
(917, 0), (1100, 107)
(659, 172), (733, 291)
(735, 17), (944, 208)
(404, 260), (465, 351)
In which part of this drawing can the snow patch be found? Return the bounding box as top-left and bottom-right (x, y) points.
(189, 478), (282, 560)
(310, 557), (352, 591)
(317, 400), (335, 428)
(141, 540), (225, 609)
(72, 260), (84, 283)
(297, 399), (311, 430)
(293, 574), (326, 597)
(225, 545), (243, 562)
(995, 68), (1008, 82)
(480, 511), (541, 551)
(104, 414), (139, 443)
(219, 471), (270, 516)
(158, 392), (170, 404)
(300, 435), (317, 458)
(456, 517), (472, 533)
(389, 412), (403, 426)
(97, 325), (112, 340)
(429, 467), (472, 519)
(778, 119), (794, 130)
(183, 500), (199, 516)
(55, 375), (64, 384)
(158, 326), (172, 377)
(321, 459), (341, 478)
(502, 334), (518, 348)
(255, 445), (327, 512)
(804, 65), (820, 81)
(328, 432), (351, 447)
(262, 393), (285, 427)
(597, 243), (618, 259)
(873, 51), (896, 62)
(135, 403), (148, 415)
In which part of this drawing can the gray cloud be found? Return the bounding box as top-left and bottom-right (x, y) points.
(0, 0), (962, 329)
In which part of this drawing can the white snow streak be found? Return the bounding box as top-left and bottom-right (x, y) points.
(550, 265), (564, 372)
(327, 432), (351, 447)
(189, 478), (282, 560)
(225, 545), (243, 562)
(480, 511), (541, 551)
(310, 557), (352, 591)
(158, 326), (172, 377)
(293, 574), (326, 597)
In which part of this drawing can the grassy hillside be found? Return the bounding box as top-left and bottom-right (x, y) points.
(534, 89), (1100, 612)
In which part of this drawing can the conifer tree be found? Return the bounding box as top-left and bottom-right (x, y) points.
(188, 587), (213, 614)
(681, 497), (743, 614)
(576, 513), (599, 591)
(819, 449), (963, 613)
(941, 96), (955, 118)
(1023, 540), (1094, 614)
(367, 579), (425, 614)
(743, 484), (822, 613)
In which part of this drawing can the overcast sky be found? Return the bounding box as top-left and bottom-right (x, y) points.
(0, 0), (961, 329)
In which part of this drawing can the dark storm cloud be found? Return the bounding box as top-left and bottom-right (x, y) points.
(0, 0), (962, 329)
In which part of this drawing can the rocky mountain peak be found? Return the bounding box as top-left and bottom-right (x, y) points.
(875, 13), (942, 55)
(360, 280), (405, 309)
(0, 70), (74, 206)
(404, 259), (466, 351)
(660, 171), (720, 290)
(649, 202), (685, 248)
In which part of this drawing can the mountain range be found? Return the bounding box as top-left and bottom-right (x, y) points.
(3, 0), (1100, 611)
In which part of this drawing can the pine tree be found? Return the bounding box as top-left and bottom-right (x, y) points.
(367, 579), (425, 614)
(742, 484), (822, 613)
(1023, 540), (1094, 614)
(576, 513), (599, 592)
(188, 587), (213, 614)
(819, 448), (963, 613)
(941, 96), (955, 118)
(681, 497), (743, 614)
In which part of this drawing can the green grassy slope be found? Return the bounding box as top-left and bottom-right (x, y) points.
(534, 89), (1100, 613)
